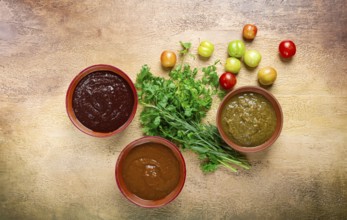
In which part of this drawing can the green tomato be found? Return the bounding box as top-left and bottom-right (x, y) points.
(244, 50), (262, 68)
(227, 40), (246, 58)
(225, 57), (241, 73)
(198, 41), (214, 58)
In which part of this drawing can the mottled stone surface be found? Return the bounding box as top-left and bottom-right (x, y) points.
(0, 0), (346, 219)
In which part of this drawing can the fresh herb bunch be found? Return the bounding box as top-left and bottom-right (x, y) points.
(135, 63), (250, 172)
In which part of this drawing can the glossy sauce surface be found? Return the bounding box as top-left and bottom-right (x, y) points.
(72, 71), (134, 133)
(121, 143), (180, 200)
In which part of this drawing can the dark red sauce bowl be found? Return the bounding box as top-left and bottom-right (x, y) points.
(66, 64), (138, 137)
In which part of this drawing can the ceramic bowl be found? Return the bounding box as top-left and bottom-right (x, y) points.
(66, 64), (137, 137)
(115, 136), (186, 208)
(216, 86), (283, 153)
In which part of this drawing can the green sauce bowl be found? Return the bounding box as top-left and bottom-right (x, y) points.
(216, 86), (283, 153)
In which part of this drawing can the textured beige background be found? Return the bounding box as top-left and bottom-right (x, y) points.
(1, 0), (346, 219)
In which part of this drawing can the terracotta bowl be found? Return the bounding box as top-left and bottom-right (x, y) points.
(216, 86), (283, 153)
(115, 136), (186, 208)
(66, 64), (138, 137)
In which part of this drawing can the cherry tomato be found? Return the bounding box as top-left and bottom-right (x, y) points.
(219, 72), (237, 90)
(228, 40), (246, 58)
(244, 50), (262, 68)
(243, 24), (257, 40)
(198, 41), (215, 58)
(258, 66), (277, 85)
(279, 40), (296, 58)
(161, 50), (177, 68)
(225, 57), (241, 74)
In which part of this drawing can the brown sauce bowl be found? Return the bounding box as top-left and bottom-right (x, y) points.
(115, 136), (186, 208)
(66, 64), (138, 137)
(216, 86), (283, 153)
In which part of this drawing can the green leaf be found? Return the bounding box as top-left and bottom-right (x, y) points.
(201, 162), (219, 173)
(158, 95), (168, 108)
(184, 107), (192, 117)
(153, 116), (161, 127)
(191, 146), (209, 154)
(179, 41), (192, 55)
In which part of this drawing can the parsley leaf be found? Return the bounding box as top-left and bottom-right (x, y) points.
(179, 41), (192, 56)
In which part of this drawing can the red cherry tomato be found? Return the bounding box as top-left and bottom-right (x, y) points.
(279, 40), (296, 58)
(219, 72), (237, 90)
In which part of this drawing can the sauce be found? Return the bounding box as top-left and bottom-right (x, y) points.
(221, 92), (277, 147)
(121, 143), (180, 200)
(72, 71), (134, 133)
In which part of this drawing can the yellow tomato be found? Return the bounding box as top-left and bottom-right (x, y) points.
(258, 66), (277, 85)
(161, 50), (177, 68)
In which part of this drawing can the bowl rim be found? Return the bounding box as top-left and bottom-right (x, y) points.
(115, 136), (186, 208)
(216, 86), (283, 153)
(65, 64), (138, 137)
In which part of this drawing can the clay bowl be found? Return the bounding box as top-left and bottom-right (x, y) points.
(115, 136), (186, 208)
(216, 86), (283, 153)
(66, 64), (137, 137)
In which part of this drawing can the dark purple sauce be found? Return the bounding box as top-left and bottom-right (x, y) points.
(72, 71), (134, 133)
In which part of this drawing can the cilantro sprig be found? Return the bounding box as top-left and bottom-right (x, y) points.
(179, 41), (192, 56)
(178, 41), (195, 60)
(135, 63), (250, 173)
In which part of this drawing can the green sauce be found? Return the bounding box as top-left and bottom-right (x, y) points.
(221, 92), (277, 147)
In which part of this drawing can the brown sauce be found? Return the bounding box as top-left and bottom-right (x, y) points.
(72, 71), (134, 133)
(121, 143), (180, 200)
